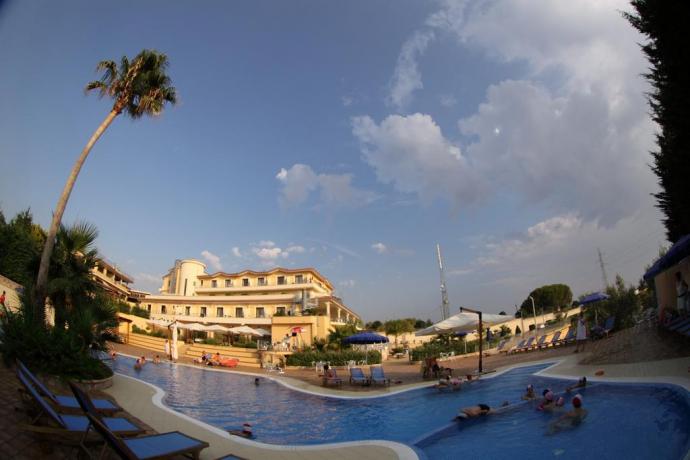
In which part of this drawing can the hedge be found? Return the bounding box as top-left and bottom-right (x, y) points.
(286, 350), (381, 367)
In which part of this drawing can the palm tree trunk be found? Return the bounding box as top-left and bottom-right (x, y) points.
(33, 109), (119, 325)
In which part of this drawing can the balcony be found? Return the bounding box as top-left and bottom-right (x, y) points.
(195, 280), (321, 295)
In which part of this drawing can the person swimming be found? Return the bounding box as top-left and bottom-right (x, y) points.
(538, 390), (556, 411)
(522, 384), (536, 400)
(548, 394), (588, 434)
(455, 404), (491, 420)
(566, 377), (587, 392)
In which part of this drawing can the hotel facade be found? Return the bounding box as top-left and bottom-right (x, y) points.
(140, 259), (361, 345)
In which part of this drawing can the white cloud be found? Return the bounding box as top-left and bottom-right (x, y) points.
(352, 113), (483, 210)
(388, 30), (435, 109)
(240, 241), (308, 266)
(252, 247), (287, 261)
(286, 245), (305, 254)
(371, 242), (387, 254)
(339, 279), (356, 288)
(201, 250), (222, 271)
(258, 240), (275, 248)
(276, 163), (378, 209)
(231, 247), (242, 258)
(373, 0), (656, 226)
(342, 95), (353, 107)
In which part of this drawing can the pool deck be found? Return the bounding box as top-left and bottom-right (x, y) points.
(102, 350), (690, 459)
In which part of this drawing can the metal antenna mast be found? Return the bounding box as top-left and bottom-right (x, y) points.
(437, 244), (450, 320)
(597, 248), (609, 290)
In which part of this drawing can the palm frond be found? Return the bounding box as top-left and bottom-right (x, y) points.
(85, 80), (108, 97)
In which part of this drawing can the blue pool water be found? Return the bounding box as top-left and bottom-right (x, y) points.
(108, 358), (690, 459)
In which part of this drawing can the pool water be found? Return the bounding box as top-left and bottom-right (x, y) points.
(108, 358), (690, 459)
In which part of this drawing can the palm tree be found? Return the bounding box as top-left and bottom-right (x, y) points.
(33, 50), (176, 324)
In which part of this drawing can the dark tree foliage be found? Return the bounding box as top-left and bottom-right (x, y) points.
(625, 1), (690, 242)
(0, 209), (46, 286)
(520, 284), (573, 316)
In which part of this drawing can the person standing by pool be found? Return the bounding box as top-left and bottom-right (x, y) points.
(574, 313), (587, 353)
(675, 272), (688, 315)
(164, 339), (171, 360)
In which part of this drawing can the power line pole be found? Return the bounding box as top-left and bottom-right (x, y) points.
(436, 244), (450, 320)
(597, 248), (609, 291)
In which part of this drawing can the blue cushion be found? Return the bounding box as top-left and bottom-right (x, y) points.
(54, 394), (118, 411)
(61, 414), (140, 433)
(124, 432), (204, 458)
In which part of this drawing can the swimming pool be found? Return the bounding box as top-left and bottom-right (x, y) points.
(108, 358), (690, 459)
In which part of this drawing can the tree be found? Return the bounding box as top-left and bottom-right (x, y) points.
(0, 209), (45, 286)
(33, 50), (177, 324)
(625, 2), (690, 242)
(365, 320), (383, 331)
(498, 311), (507, 315)
(327, 324), (358, 350)
(384, 319), (415, 345)
(520, 284), (573, 317)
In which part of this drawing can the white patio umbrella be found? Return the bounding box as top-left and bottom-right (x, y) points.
(176, 322), (207, 331)
(170, 322), (179, 361)
(228, 325), (262, 336)
(415, 311), (511, 336)
(253, 328), (271, 336)
(204, 324), (232, 332)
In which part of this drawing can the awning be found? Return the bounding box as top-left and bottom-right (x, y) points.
(644, 234), (690, 280)
(253, 328), (272, 336)
(415, 311), (512, 336)
(204, 324), (232, 332)
(176, 322), (208, 331)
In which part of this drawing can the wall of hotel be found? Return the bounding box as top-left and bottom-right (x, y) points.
(144, 300), (304, 319)
(177, 260), (207, 296)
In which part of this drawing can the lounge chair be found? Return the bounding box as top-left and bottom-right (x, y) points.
(17, 360), (120, 415)
(323, 369), (343, 386)
(516, 336), (535, 353)
(16, 371), (143, 438)
(349, 367), (369, 385)
(85, 412), (209, 460)
(508, 339), (526, 354)
(557, 328), (576, 346)
(545, 330), (561, 348)
(668, 317), (690, 332)
(369, 366), (390, 386)
(495, 340), (508, 353)
(602, 316), (616, 337)
(532, 335), (547, 350)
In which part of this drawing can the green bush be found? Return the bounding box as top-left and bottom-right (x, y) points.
(202, 338), (222, 346)
(130, 306), (150, 319)
(286, 350), (381, 367)
(117, 302), (131, 314)
(233, 340), (257, 349)
(132, 324), (166, 338)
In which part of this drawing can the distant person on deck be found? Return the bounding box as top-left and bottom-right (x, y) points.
(574, 313), (587, 353)
(0, 290), (6, 307)
(566, 377), (587, 392)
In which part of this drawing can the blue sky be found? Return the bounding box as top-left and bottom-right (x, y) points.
(0, 0), (667, 321)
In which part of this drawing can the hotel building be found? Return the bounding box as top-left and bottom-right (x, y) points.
(141, 259), (361, 345)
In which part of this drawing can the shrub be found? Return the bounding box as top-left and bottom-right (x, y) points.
(117, 302), (131, 314)
(286, 350), (381, 367)
(130, 306), (150, 319)
(233, 340), (257, 349)
(132, 324), (165, 338)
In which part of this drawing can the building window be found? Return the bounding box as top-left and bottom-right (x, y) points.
(211, 280), (217, 288)
(256, 307), (265, 318)
(277, 276), (285, 285)
(258, 277), (266, 286)
(235, 307), (244, 318)
(295, 274), (304, 284)
(216, 307), (224, 317)
(200, 307), (207, 317)
(185, 306), (191, 316)
(200, 280), (204, 286)
(242, 278), (249, 287)
(147, 304), (151, 313)
(161, 305), (167, 314)
(276, 306), (286, 315)
(225, 279), (232, 287)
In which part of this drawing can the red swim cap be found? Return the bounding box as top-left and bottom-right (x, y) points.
(572, 394), (582, 408)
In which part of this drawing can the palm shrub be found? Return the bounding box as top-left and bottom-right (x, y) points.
(286, 350), (381, 367)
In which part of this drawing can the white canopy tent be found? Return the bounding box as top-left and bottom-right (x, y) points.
(203, 324), (232, 332)
(415, 311), (512, 336)
(176, 322), (208, 331)
(253, 328), (271, 336)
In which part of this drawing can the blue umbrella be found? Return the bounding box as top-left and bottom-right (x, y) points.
(578, 292), (609, 305)
(342, 332), (389, 364)
(644, 234), (690, 280)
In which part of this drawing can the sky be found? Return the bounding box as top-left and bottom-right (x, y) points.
(0, 0), (667, 322)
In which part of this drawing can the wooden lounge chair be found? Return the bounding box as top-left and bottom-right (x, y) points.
(556, 327), (576, 346)
(17, 360), (120, 415)
(85, 412), (209, 460)
(495, 340), (508, 353)
(349, 367), (369, 385)
(369, 366), (390, 386)
(516, 336), (535, 353)
(17, 371), (143, 439)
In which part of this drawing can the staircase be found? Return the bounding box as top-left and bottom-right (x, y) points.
(185, 344), (262, 368)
